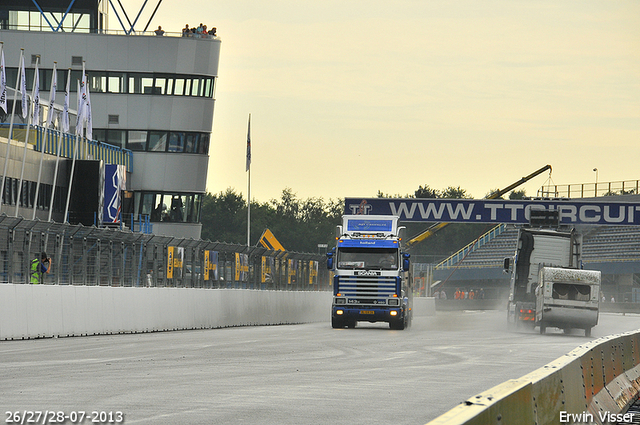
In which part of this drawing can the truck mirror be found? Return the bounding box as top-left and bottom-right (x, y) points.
(326, 251), (334, 270)
(503, 257), (510, 273)
(402, 252), (410, 271)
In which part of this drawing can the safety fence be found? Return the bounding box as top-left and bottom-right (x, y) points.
(0, 214), (329, 290)
(538, 179), (640, 198)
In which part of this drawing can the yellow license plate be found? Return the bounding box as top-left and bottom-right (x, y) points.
(360, 311), (375, 314)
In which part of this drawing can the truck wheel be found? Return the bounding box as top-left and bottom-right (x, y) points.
(585, 327), (592, 337)
(539, 325), (546, 335)
(332, 317), (344, 329)
(390, 319), (405, 330)
(347, 320), (357, 329)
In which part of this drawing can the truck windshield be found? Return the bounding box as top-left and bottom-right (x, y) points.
(337, 248), (398, 270)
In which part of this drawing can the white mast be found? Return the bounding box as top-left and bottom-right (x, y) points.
(246, 113), (251, 246)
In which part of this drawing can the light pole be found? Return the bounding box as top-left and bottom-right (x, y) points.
(593, 168), (598, 196)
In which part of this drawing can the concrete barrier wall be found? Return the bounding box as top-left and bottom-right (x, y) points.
(426, 330), (640, 425)
(0, 284), (332, 340)
(414, 297), (436, 317)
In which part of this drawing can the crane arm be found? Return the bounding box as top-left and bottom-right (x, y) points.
(405, 165), (552, 249)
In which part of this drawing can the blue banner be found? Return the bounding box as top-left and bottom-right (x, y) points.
(103, 164), (125, 223)
(344, 198), (640, 226)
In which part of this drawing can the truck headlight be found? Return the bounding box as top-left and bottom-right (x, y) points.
(335, 298), (346, 304)
(390, 310), (398, 316)
(336, 310), (344, 315)
(388, 299), (399, 306)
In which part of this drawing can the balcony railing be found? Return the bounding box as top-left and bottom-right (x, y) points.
(538, 181), (640, 199)
(0, 124), (132, 172)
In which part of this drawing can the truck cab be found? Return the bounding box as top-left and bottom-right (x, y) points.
(327, 215), (412, 330)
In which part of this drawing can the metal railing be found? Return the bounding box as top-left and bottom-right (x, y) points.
(0, 214), (329, 290)
(1, 26), (218, 40)
(0, 124), (132, 171)
(435, 223), (508, 270)
(538, 180), (640, 199)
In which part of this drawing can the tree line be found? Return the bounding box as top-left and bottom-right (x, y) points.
(200, 186), (528, 261)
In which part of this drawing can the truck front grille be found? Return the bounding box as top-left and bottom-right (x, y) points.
(337, 276), (398, 299)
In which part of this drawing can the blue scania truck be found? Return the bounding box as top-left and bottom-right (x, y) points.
(327, 215), (412, 330)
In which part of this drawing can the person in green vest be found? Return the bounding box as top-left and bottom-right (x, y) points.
(30, 252), (51, 284)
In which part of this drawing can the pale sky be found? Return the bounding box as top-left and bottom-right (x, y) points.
(117, 0), (640, 203)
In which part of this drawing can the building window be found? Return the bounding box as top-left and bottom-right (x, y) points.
(108, 73), (127, 93)
(148, 131), (168, 152)
(168, 132), (184, 153)
(135, 192), (202, 223)
(0, 176), (64, 213)
(184, 133), (198, 153)
(198, 134), (210, 154)
(7, 68), (216, 98)
(191, 78), (200, 97)
(89, 71), (107, 93)
(93, 129), (106, 144)
(107, 130), (126, 149)
(127, 130), (147, 151)
(91, 129), (210, 154)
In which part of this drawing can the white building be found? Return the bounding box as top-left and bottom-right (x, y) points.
(0, 0), (220, 239)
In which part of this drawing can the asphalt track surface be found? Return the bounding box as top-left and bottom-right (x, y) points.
(3, 310), (640, 425)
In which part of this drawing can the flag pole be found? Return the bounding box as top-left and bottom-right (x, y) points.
(48, 67), (68, 222)
(0, 45), (20, 214)
(246, 113), (251, 247)
(64, 73), (86, 223)
(15, 55), (39, 217)
(31, 58), (46, 220)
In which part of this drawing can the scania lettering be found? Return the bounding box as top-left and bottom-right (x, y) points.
(327, 215), (412, 330)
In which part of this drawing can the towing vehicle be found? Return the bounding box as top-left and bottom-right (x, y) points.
(504, 211), (600, 335)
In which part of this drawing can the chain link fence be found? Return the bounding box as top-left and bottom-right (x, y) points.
(0, 214), (330, 291)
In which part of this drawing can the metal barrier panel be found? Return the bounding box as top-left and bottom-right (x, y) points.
(0, 215), (330, 290)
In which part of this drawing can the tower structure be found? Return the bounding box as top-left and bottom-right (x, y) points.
(0, 0), (220, 239)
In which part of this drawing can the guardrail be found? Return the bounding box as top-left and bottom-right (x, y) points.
(426, 329), (640, 425)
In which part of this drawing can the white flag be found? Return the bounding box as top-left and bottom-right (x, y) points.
(19, 55), (27, 119)
(0, 45), (7, 114)
(32, 61), (40, 124)
(85, 75), (92, 140)
(45, 63), (57, 128)
(75, 78), (84, 137)
(61, 69), (70, 133)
